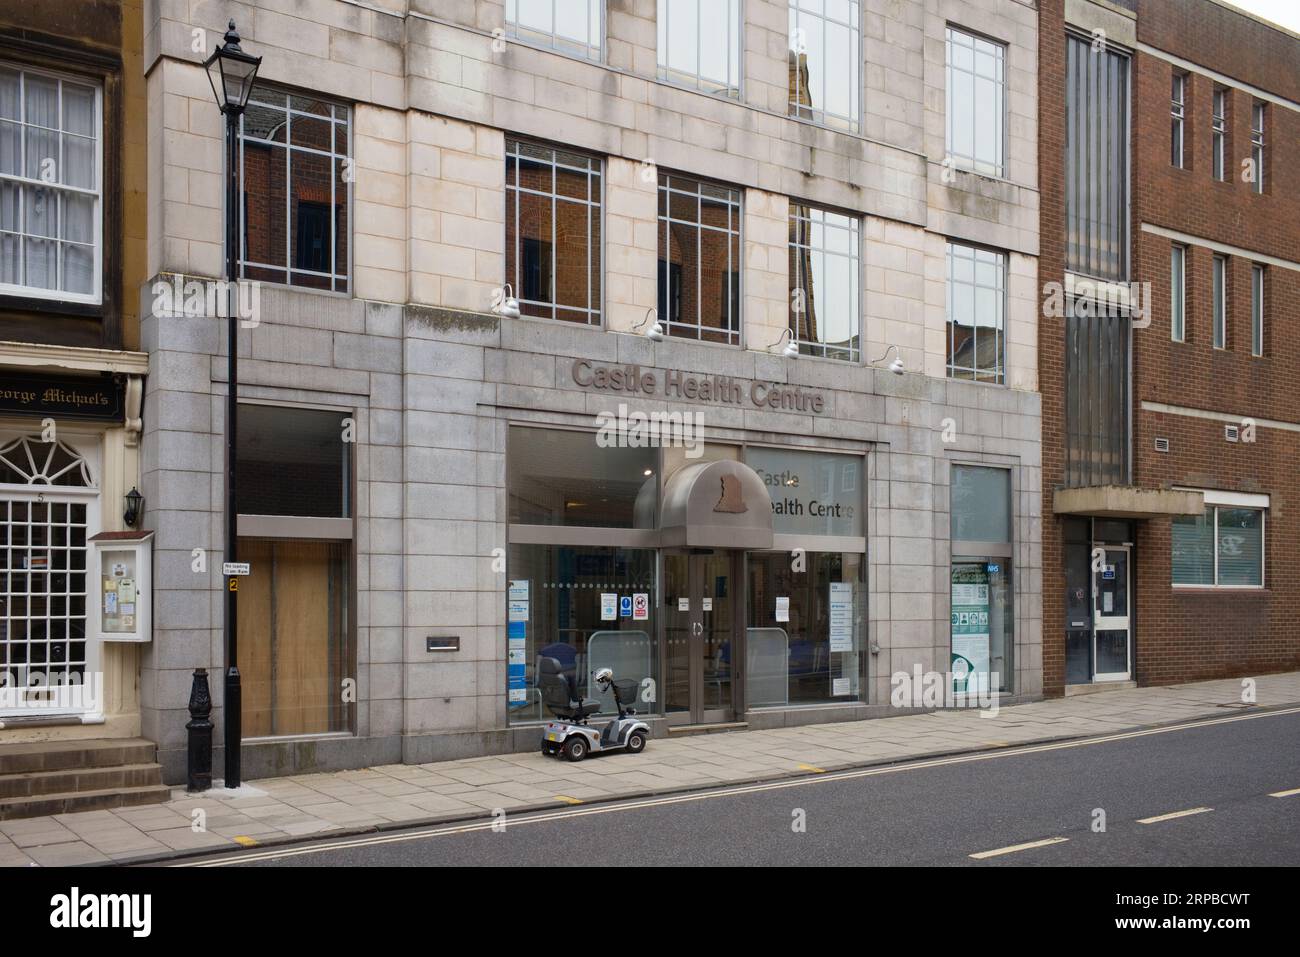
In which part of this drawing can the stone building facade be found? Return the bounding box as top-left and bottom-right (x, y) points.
(140, 0), (1042, 781)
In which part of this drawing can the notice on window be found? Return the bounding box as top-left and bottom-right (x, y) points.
(600, 593), (617, 621)
(633, 593), (649, 620)
(702, 598), (713, 612)
(832, 677), (851, 697)
(508, 580), (529, 602)
(951, 567), (991, 694)
(829, 583), (853, 652)
(508, 620), (527, 703)
(776, 596), (790, 623)
(678, 597), (690, 612)
(508, 600), (529, 623)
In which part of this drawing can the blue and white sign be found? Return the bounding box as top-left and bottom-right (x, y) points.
(619, 595), (633, 618)
(507, 620), (527, 703)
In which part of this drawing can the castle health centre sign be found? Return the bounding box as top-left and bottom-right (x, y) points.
(746, 447), (862, 538)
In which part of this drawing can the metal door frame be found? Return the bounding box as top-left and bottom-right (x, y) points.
(1092, 544), (1132, 682)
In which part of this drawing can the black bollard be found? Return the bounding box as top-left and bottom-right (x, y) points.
(186, 668), (213, 792)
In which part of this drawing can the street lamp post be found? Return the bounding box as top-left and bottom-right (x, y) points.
(204, 20), (260, 789)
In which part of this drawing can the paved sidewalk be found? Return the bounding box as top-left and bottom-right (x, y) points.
(2, 672), (1295, 866)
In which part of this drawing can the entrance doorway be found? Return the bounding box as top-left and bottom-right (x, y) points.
(1092, 545), (1131, 680)
(663, 550), (736, 725)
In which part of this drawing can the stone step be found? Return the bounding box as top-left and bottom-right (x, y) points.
(0, 783), (172, 820)
(0, 737), (156, 775)
(0, 762), (163, 800)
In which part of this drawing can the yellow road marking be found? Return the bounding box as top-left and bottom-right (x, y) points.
(798, 763), (826, 773)
(232, 836), (258, 847)
(1268, 787), (1300, 798)
(1137, 807), (1213, 824)
(554, 795), (583, 805)
(969, 837), (1068, 860)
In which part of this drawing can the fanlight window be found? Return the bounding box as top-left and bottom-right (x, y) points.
(0, 436), (94, 487)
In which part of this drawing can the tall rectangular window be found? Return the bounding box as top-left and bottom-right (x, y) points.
(950, 465), (1014, 695)
(239, 88), (350, 292)
(657, 0), (741, 97)
(946, 242), (1005, 383)
(1212, 255), (1226, 349)
(1065, 34), (1129, 281)
(789, 0), (860, 132)
(788, 203), (859, 361)
(1211, 88), (1227, 181)
(505, 139), (602, 324)
(1251, 102), (1265, 194)
(0, 64), (101, 303)
(1170, 73), (1185, 168)
(1251, 264), (1264, 357)
(946, 27), (1006, 177)
(657, 172), (741, 344)
(506, 0), (603, 61)
(1170, 244), (1185, 342)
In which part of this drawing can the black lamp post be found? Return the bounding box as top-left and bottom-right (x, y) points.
(203, 19), (260, 789)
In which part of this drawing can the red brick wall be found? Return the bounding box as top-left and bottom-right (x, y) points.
(1039, 0), (1300, 694)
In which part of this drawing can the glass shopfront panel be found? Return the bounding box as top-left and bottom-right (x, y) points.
(507, 543), (658, 723)
(746, 551), (864, 706)
(508, 426), (656, 528)
(950, 560), (1012, 693)
(745, 446), (862, 538)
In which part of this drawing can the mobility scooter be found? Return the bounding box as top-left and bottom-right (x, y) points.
(538, 661), (649, 762)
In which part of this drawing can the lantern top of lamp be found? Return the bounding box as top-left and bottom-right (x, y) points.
(203, 19), (263, 115)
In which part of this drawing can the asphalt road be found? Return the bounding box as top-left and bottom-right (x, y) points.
(185, 708), (1300, 867)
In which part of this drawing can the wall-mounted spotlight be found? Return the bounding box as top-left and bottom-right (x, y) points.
(633, 307), (664, 341)
(872, 344), (905, 375)
(767, 327), (800, 360)
(493, 283), (521, 318)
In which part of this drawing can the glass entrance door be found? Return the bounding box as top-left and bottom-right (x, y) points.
(663, 551), (735, 725)
(1093, 546), (1131, 681)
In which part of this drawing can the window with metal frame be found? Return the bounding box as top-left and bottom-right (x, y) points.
(506, 0), (603, 62)
(1251, 264), (1264, 357)
(946, 27), (1005, 177)
(1170, 244), (1185, 342)
(656, 0), (741, 97)
(1170, 73), (1185, 168)
(946, 242), (1006, 383)
(238, 87), (350, 293)
(505, 138), (603, 325)
(788, 203), (860, 361)
(0, 63), (101, 303)
(1213, 255), (1226, 349)
(1251, 102), (1265, 194)
(788, 0), (861, 133)
(1065, 34), (1129, 281)
(1212, 87), (1227, 181)
(1172, 504), (1264, 587)
(657, 172), (742, 344)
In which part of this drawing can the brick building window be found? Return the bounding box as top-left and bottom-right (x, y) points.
(657, 0), (741, 98)
(1212, 255), (1226, 349)
(1170, 73), (1185, 168)
(946, 27), (1005, 177)
(1172, 501), (1264, 588)
(1251, 264), (1264, 357)
(946, 241), (1005, 383)
(657, 172), (741, 344)
(505, 139), (602, 325)
(1211, 88), (1227, 181)
(1170, 244), (1185, 342)
(788, 0), (861, 133)
(506, 0), (603, 62)
(789, 203), (859, 361)
(1251, 102), (1265, 194)
(0, 63), (101, 303)
(1065, 34), (1128, 281)
(239, 89), (350, 293)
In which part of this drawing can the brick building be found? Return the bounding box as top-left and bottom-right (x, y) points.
(1038, 0), (1300, 694)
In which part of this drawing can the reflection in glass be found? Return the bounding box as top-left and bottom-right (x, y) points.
(946, 242), (1005, 382)
(508, 426), (656, 528)
(657, 0), (741, 97)
(657, 173), (742, 344)
(945, 27), (1004, 177)
(788, 0), (860, 132)
(951, 465), (1010, 543)
(789, 204), (860, 361)
(507, 0), (603, 61)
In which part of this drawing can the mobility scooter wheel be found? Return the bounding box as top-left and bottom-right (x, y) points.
(626, 731), (647, 754)
(562, 736), (588, 762)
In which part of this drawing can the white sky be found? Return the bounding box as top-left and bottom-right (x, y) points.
(1217, 0), (1300, 34)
